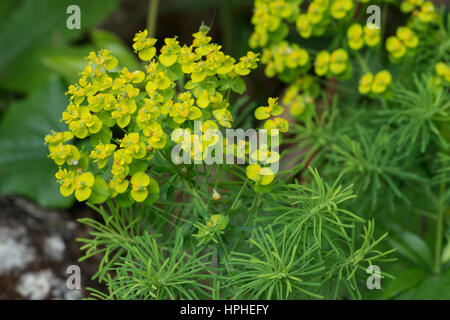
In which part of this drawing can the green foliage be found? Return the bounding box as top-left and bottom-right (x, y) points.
(0, 79), (73, 208)
(0, 0), (120, 92)
(87, 230), (214, 300)
(78, 165), (393, 300)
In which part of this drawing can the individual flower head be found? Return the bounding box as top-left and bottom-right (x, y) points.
(74, 172), (95, 201)
(132, 29), (157, 61)
(111, 149), (132, 178)
(169, 92), (202, 124)
(178, 45), (199, 73)
(250, 146), (280, 165)
(119, 132), (147, 159)
(145, 62), (172, 92)
(213, 108), (233, 128)
(290, 95), (307, 116)
(201, 120), (220, 147)
(307, 1), (326, 25)
(136, 99), (161, 128)
(119, 67), (145, 84)
(197, 90), (220, 109)
(45, 131), (74, 151)
(87, 93), (116, 112)
(159, 37), (181, 67)
(363, 25), (381, 47)
(417, 1), (437, 23)
(347, 24), (364, 50)
(234, 51), (260, 76)
(194, 214), (229, 245)
(386, 36), (406, 59)
(55, 168), (76, 197)
(264, 117), (289, 135)
(358, 72), (374, 95)
(48, 144), (80, 166)
(109, 176), (129, 195)
(111, 99), (137, 128)
(246, 164), (275, 185)
(314, 50), (330, 76)
(400, 0), (423, 13)
(371, 70), (392, 94)
(130, 172), (151, 202)
(90, 143), (116, 168)
(87, 49), (118, 71)
(192, 26), (214, 56)
(435, 62), (450, 84)
(65, 106), (103, 138)
(254, 97), (284, 120)
(396, 26), (419, 49)
(331, 0), (353, 20)
(143, 120), (167, 150)
(296, 14), (312, 38)
(329, 48), (348, 75)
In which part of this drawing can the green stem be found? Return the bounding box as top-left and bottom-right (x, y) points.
(434, 178), (446, 274)
(355, 52), (370, 74)
(230, 194), (261, 253)
(218, 235), (233, 274)
(147, 0), (159, 37)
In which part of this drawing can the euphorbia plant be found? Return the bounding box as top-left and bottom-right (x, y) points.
(249, 0), (449, 298)
(45, 25), (392, 300)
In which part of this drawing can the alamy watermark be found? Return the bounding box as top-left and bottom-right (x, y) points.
(170, 121), (281, 174)
(66, 265), (81, 290)
(66, 5), (81, 30)
(366, 265), (381, 290)
(366, 5), (381, 29)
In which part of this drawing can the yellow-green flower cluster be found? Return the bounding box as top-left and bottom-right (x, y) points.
(414, 1), (438, 23)
(194, 214), (229, 245)
(243, 97), (288, 187)
(358, 70), (392, 96)
(46, 27), (259, 204)
(282, 75), (318, 116)
(261, 42), (309, 77)
(401, 0), (438, 24)
(401, 0), (423, 13)
(296, 0), (333, 39)
(347, 23), (381, 50)
(254, 97), (289, 135)
(314, 48), (350, 77)
(249, 0), (300, 48)
(330, 0), (353, 20)
(246, 141), (281, 186)
(386, 26), (419, 60)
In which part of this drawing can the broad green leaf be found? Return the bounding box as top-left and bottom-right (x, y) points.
(396, 269), (450, 299)
(0, 78), (73, 208)
(388, 227), (434, 271)
(41, 45), (96, 84)
(382, 268), (429, 299)
(231, 77), (246, 94)
(0, 0), (119, 92)
(88, 177), (110, 204)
